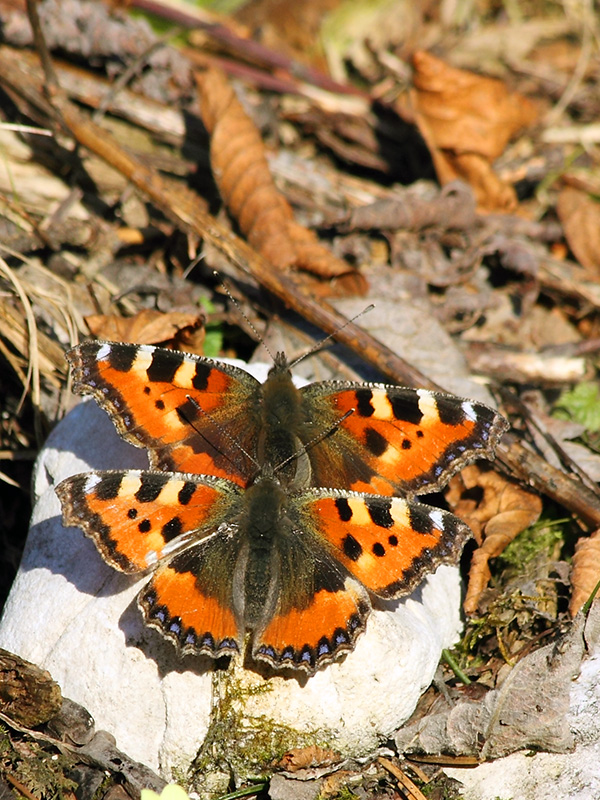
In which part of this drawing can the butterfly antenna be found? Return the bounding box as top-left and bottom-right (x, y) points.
(274, 409), (355, 476)
(182, 251), (206, 280)
(214, 271), (276, 363)
(182, 394), (260, 471)
(287, 304), (375, 371)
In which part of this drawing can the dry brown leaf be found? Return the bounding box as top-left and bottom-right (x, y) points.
(569, 529), (600, 617)
(409, 51), (538, 212)
(197, 68), (361, 285)
(84, 309), (204, 348)
(446, 465), (543, 614)
(556, 186), (600, 278)
(277, 745), (341, 772)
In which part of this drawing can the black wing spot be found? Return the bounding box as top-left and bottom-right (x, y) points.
(365, 427), (388, 457)
(192, 362), (211, 391)
(107, 345), (136, 373)
(343, 534), (363, 562)
(409, 505), (435, 535)
(401, 438), (412, 450)
(178, 482), (196, 505)
(389, 391), (423, 425)
(138, 519), (152, 533)
(176, 398), (200, 424)
(127, 508), (138, 519)
(162, 517), (183, 541)
(436, 397), (466, 427)
(147, 350), (182, 384)
(335, 497), (353, 522)
(355, 389), (375, 417)
(135, 473), (169, 503)
(95, 474), (123, 501)
(367, 499), (394, 529)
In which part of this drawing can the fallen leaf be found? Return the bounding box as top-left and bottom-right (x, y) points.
(395, 606), (599, 759)
(569, 528), (600, 616)
(197, 68), (362, 285)
(408, 51), (538, 211)
(446, 465), (543, 614)
(556, 186), (600, 278)
(84, 308), (204, 348)
(277, 745), (341, 772)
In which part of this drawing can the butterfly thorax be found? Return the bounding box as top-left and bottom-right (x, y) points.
(258, 361), (312, 487)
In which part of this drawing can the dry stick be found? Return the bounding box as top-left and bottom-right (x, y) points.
(3, 48), (600, 528)
(129, 0), (369, 100)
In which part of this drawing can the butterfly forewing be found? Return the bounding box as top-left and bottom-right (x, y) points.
(56, 470), (241, 573)
(302, 383), (508, 496)
(67, 341), (261, 484)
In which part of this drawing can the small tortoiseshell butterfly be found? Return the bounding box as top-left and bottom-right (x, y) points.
(56, 340), (508, 674)
(56, 468), (471, 674)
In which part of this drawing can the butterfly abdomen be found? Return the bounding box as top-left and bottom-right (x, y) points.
(239, 479), (286, 629)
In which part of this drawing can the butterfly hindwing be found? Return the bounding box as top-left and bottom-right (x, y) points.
(296, 489), (472, 599)
(139, 534), (244, 659)
(245, 480), (371, 672)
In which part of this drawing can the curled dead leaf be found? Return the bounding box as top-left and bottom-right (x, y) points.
(446, 465), (543, 614)
(569, 529), (600, 617)
(557, 186), (600, 278)
(409, 51), (537, 212)
(197, 68), (360, 286)
(85, 308), (204, 350)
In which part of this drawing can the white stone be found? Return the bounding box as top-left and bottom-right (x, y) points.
(0, 361), (463, 781)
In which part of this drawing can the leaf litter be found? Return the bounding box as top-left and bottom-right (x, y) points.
(0, 0), (600, 797)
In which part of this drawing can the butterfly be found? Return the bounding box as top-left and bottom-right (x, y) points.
(64, 341), (508, 497)
(57, 339), (507, 674)
(56, 467), (472, 674)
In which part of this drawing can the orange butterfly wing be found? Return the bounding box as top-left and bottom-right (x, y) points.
(297, 488), (471, 599)
(67, 342), (260, 485)
(301, 384), (508, 496)
(57, 470), (244, 657)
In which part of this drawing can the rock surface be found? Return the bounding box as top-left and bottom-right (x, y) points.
(443, 610), (600, 799)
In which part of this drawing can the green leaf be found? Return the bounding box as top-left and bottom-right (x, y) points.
(553, 382), (600, 432)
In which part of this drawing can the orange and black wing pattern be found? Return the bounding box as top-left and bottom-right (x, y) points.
(66, 342), (261, 485)
(297, 488), (471, 599)
(301, 383), (508, 496)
